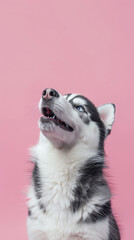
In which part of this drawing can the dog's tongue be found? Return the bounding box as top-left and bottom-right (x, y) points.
(46, 107), (51, 115)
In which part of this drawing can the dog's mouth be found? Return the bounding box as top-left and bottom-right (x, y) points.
(41, 107), (73, 132)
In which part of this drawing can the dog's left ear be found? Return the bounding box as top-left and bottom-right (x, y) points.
(97, 103), (116, 136)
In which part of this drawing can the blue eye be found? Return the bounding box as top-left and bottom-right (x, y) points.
(76, 106), (85, 112)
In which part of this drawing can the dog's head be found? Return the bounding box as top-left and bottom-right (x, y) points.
(39, 88), (115, 150)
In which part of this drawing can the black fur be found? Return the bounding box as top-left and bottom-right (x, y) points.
(32, 163), (46, 214)
(65, 94), (72, 100)
(70, 157), (106, 212)
(32, 163), (42, 199)
(39, 202), (46, 213)
(28, 208), (32, 217)
(107, 129), (111, 135)
(108, 214), (120, 239)
(84, 201), (111, 223)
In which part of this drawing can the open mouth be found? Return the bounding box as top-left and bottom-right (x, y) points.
(41, 107), (73, 132)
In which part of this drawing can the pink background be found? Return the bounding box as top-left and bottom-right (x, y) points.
(0, 0), (134, 239)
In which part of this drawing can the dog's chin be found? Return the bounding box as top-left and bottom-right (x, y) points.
(39, 117), (75, 148)
(39, 117), (58, 132)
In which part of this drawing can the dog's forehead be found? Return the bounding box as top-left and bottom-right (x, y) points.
(64, 94), (100, 118)
(64, 94), (78, 101)
(64, 94), (92, 107)
(64, 94), (87, 105)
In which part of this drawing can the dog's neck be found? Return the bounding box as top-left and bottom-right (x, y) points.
(31, 132), (103, 169)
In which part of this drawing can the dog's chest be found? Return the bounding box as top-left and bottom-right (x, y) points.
(39, 158), (78, 217)
(36, 162), (83, 238)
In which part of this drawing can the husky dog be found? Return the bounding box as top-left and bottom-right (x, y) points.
(27, 88), (120, 240)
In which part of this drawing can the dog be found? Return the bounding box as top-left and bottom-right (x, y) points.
(27, 88), (120, 240)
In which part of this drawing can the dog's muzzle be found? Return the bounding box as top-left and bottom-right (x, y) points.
(40, 88), (74, 132)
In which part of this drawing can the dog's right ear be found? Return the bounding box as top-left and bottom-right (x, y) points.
(97, 103), (116, 136)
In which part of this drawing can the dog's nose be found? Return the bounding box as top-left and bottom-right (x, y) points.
(42, 88), (59, 100)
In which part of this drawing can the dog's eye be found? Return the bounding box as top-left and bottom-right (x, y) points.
(76, 106), (85, 112)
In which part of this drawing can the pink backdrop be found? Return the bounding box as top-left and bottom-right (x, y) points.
(0, 1), (134, 239)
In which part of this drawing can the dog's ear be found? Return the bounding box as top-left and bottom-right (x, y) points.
(97, 104), (116, 136)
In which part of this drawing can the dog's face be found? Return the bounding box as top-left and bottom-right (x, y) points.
(39, 88), (115, 149)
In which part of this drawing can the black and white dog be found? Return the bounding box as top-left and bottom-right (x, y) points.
(27, 88), (120, 240)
